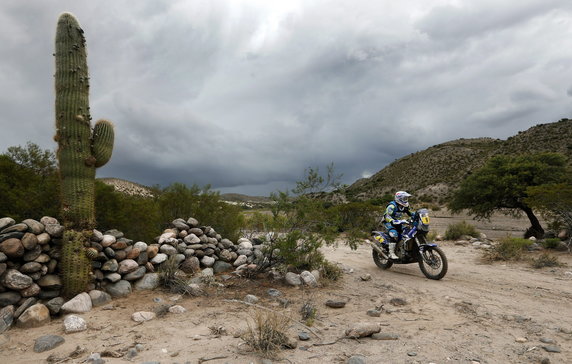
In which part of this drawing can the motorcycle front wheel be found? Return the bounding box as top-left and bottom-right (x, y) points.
(372, 249), (393, 270)
(418, 246), (448, 280)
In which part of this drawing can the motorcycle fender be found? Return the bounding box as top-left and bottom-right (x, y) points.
(419, 244), (438, 252)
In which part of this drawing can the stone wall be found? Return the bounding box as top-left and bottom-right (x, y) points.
(0, 215), (264, 327)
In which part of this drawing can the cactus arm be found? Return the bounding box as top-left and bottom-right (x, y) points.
(92, 119), (115, 168)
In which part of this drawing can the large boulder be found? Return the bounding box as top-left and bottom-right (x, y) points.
(61, 292), (92, 314)
(1, 269), (33, 290)
(16, 303), (50, 328)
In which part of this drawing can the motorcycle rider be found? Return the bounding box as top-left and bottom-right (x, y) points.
(384, 191), (414, 259)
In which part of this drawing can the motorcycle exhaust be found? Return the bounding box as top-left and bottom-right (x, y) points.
(366, 239), (389, 259)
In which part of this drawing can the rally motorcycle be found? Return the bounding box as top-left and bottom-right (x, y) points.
(367, 208), (448, 280)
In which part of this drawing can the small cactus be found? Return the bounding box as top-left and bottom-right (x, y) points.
(85, 247), (98, 260)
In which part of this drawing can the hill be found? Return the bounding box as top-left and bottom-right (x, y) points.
(345, 118), (572, 203)
(98, 178), (273, 207)
(98, 178), (155, 197)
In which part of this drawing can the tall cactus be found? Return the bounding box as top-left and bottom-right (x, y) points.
(54, 13), (115, 297)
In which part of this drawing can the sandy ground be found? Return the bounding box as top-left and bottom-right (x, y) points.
(1, 215), (571, 364)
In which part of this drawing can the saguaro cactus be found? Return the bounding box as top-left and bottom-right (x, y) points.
(54, 13), (115, 297)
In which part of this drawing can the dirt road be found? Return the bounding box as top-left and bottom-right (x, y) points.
(2, 238), (571, 364)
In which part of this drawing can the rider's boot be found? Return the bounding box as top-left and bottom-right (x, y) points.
(388, 242), (399, 259)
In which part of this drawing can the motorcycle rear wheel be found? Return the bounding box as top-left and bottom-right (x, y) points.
(418, 246), (447, 280)
(372, 249), (393, 270)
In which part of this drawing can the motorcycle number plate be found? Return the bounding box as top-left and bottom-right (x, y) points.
(421, 216), (430, 224)
(375, 236), (384, 243)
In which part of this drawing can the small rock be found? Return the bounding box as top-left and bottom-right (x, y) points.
(132, 311), (156, 322)
(542, 345), (561, 353)
(345, 323), (380, 338)
(515, 337), (527, 343)
(87, 353), (105, 364)
(125, 347), (138, 360)
(16, 303), (50, 328)
(1, 269), (33, 290)
(244, 294), (259, 304)
(89, 290), (112, 307)
(360, 274), (372, 281)
(201, 255), (215, 267)
(0, 305), (14, 333)
(233, 255), (248, 267)
(134, 273), (160, 290)
(168, 305), (186, 314)
(326, 300), (346, 308)
(298, 332), (310, 341)
(407, 352), (418, 356)
(267, 288), (282, 297)
(34, 335), (65, 353)
(118, 259), (139, 274)
(371, 333), (399, 340)
(150, 253), (168, 264)
(300, 271), (318, 287)
(61, 292), (92, 313)
(285, 272), (302, 286)
(540, 337), (555, 344)
(64, 314), (87, 333)
(45, 297), (65, 315)
(13, 297), (37, 318)
(389, 297), (407, 306)
(367, 309), (381, 317)
(347, 355), (366, 364)
(105, 280), (132, 298)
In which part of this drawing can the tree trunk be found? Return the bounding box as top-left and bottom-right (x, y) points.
(522, 206), (544, 239)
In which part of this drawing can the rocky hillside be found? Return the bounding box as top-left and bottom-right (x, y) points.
(98, 178), (155, 198)
(98, 179), (272, 208)
(345, 118), (572, 202)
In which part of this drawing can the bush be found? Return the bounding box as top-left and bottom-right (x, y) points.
(240, 310), (292, 357)
(541, 238), (561, 249)
(270, 231), (325, 272)
(319, 260), (343, 281)
(530, 253), (562, 269)
(482, 237), (533, 262)
(444, 221), (480, 240)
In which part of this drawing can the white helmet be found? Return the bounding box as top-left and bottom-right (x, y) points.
(395, 191), (411, 207)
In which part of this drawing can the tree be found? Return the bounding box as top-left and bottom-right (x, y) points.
(5, 142), (57, 177)
(448, 153), (568, 238)
(525, 183), (572, 249)
(0, 144), (59, 221)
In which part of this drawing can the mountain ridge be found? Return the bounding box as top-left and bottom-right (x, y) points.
(344, 118), (572, 202)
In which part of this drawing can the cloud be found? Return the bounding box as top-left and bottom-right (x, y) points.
(1, 1), (572, 195)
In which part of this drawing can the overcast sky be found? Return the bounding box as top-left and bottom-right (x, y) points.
(1, 0), (571, 195)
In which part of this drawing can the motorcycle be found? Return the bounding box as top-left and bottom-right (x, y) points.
(367, 208), (448, 280)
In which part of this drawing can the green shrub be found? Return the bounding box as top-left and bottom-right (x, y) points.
(272, 231), (325, 272)
(319, 260), (343, 281)
(482, 237), (532, 262)
(444, 221), (479, 240)
(541, 238), (561, 249)
(530, 253), (562, 269)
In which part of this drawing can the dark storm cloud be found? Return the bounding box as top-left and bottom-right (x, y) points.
(1, 1), (572, 195)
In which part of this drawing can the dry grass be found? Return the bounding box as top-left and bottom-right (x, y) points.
(158, 256), (196, 295)
(530, 253), (563, 269)
(300, 301), (317, 326)
(240, 310), (293, 357)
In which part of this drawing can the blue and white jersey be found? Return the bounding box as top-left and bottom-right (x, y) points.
(384, 201), (412, 224)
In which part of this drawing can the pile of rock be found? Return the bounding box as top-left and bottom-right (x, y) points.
(0, 215), (270, 325)
(0, 217), (66, 305)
